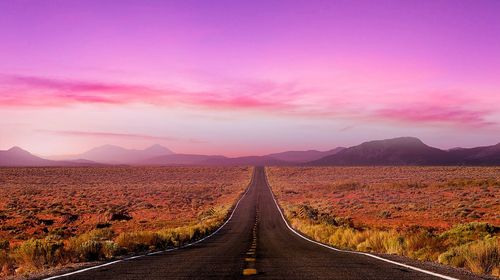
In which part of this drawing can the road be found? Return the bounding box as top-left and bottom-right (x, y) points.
(48, 167), (471, 280)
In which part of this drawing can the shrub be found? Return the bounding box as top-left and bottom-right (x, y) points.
(116, 231), (164, 252)
(4, 219), (231, 277)
(356, 231), (404, 254)
(286, 210), (500, 276)
(440, 222), (498, 247)
(13, 237), (65, 269)
(67, 229), (115, 261)
(438, 245), (467, 268)
(0, 166), (250, 278)
(76, 240), (103, 261)
(384, 235), (406, 255)
(0, 250), (14, 276)
(404, 230), (443, 261)
(437, 237), (499, 274)
(102, 241), (120, 258)
(464, 237), (499, 275)
(0, 240), (9, 250)
(328, 227), (364, 249)
(267, 167), (500, 277)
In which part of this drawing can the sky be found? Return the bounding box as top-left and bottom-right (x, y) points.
(1, 0), (500, 156)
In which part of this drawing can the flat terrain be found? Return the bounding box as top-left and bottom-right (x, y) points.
(45, 167), (476, 280)
(0, 167), (252, 243)
(267, 166), (500, 230)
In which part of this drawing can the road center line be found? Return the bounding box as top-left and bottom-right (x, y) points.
(243, 208), (259, 276)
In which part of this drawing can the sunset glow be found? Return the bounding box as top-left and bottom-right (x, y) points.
(1, 0), (499, 156)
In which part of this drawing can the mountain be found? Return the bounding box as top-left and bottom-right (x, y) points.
(139, 148), (348, 166)
(201, 156), (289, 166)
(0, 147), (101, 167)
(3, 139), (499, 167)
(77, 144), (173, 164)
(448, 143), (500, 165)
(0, 146), (56, 166)
(310, 137), (500, 166)
(310, 137), (452, 166)
(140, 154), (289, 166)
(266, 147), (345, 162)
(193, 149), (346, 166)
(140, 153), (227, 165)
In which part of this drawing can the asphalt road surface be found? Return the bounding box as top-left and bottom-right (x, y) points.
(48, 167), (472, 280)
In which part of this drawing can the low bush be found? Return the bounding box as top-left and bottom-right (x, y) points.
(2, 202), (234, 277)
(12, 237), (65, 270)
(116, 231), (163, 252)
(67, 228), (116, 262)
(0, 249), (14, 276)
(464, 237), (499, 276)
(0, 240), (9, 250)
(439, 237), (499, 276)
(440, 222), (498, 246)
(357, 231), (405, 255)
(285, 205), (499, 277)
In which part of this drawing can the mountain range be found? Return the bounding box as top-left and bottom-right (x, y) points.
(310, 137), (500, 166)
(76, 144), (174, 164)
(1, 137), (499, 167)
(0, 144), (344, 167)
(0, 147), (102, 167)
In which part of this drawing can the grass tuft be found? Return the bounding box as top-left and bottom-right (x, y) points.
(286, 209), (498, 276)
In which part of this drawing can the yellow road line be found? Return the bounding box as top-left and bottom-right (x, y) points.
(243, 268), (257, 276)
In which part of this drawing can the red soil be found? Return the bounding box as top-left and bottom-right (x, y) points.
(0, 166), (252, 243)
(267, 166), (500, 231)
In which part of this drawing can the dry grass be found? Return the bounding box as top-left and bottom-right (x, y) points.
(439, 237), (499, 276)
(0, 166), (252, 277)
(267, 166), (500, 276)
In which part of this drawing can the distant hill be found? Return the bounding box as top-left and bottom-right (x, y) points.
(140, 154), (289, 166)
(3, 139), (499, 167)
(266, 147), (345, 162)
(448, 143), (500, 165)
(310, 137), (500, 166)
(0, 146), (56, 166)
(201, 155), (289, 166)
(140, 153), (227, 165)
(0, 147), (101, 167)
(132, 147), (346, 166)
(77, 144), (173, 164)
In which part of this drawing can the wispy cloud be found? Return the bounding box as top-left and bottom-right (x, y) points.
(9, 75), (139, 93)
(36, 129), (208, 143)
(0, 74), (309, 113)
(1, 74), (498, 128)
(375, 106), (493, 126)
(339, 125), (355, 132)
(372, 90), (498, 127)
(0, 74), (168, 106)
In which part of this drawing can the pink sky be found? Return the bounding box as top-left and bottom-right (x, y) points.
(1, 0), (500, 156)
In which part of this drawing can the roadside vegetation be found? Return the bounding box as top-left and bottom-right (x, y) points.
(286, 208), (499, 276)
(0, 166), (252, 277)
(267, 167), (500, 277)
(0, 206), (232, 277)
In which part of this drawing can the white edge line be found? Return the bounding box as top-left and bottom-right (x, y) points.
(262, 168), (459, 280)
(43, 169), (256, 280)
